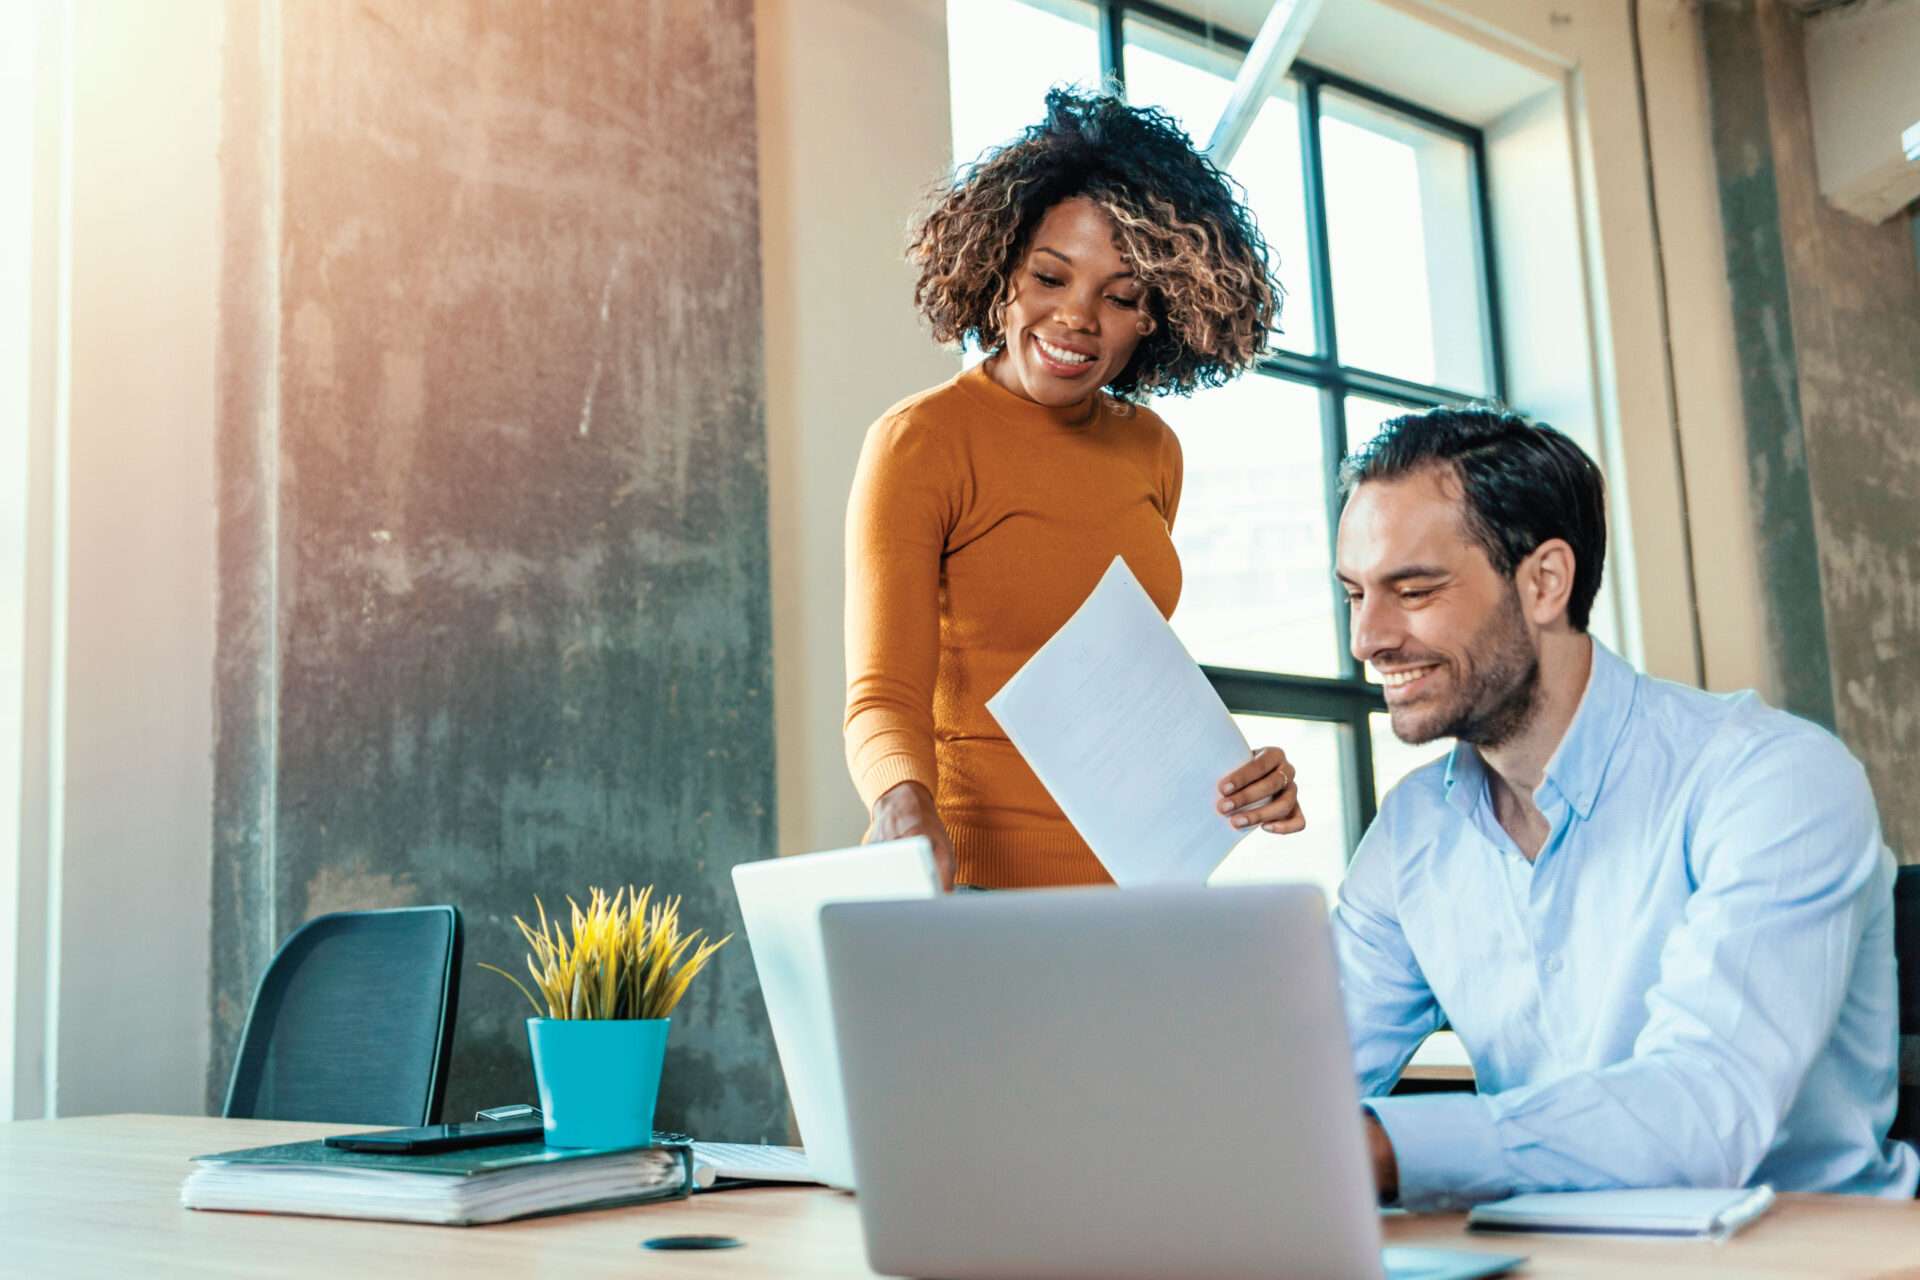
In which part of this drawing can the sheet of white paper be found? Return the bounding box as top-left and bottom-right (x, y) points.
(985, 556), (1254, 886)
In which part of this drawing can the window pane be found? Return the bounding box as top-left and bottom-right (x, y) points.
(1121, 18), (1314, 353)
(1228, 86), (1313, 355)
(1320, 90), (1490, 394)
(947, 0), (1101, 172)
(1118, 16), (1233, 144)
(1211, 715), (1348, 906)
(1369, 711), (1450, 807)
(1166, 375), (1339, 677)
(1343, 394), (1415, 461)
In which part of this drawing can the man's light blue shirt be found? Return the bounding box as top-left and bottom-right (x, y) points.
(1335, 640), (1918, 1210)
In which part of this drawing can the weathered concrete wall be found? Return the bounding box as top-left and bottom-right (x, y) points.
(1699, 0), (1838, 731)
(213, 0), (785, 1138)
(1700, 0), (1920, 859)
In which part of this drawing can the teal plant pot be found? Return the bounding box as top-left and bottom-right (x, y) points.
(526, 1017), (670, 1148)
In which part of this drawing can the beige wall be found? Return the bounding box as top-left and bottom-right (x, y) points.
(1633, 0), (1775, 701)
(59, 0), (219, 1117)
(757, 0), (959, 859)
(9, 0), (220, 1118)
(1, 2), (37, 1119)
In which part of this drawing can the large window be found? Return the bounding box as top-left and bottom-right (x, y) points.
(948, 0), (1506, 899)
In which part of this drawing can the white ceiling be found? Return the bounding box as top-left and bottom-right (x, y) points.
(1144, 0), (1558, 126)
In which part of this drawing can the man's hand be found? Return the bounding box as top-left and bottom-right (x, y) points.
(866, 780), (957, 892)
(1364, 1110), (1398, 1204)
(1216, 746), (1305, 834)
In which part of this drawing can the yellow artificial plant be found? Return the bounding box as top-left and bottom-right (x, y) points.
(481, 885), (730, 1021)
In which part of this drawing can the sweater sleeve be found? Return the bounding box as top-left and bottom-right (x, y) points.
(843, 410), (956, 811)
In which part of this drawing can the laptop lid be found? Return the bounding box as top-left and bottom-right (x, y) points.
(820, 884), (1388, 1279)
(730, 839), (939, 1190)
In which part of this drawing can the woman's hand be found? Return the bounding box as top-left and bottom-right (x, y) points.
(1216, 746), (1304, 835)
(866, 780), (958, 892)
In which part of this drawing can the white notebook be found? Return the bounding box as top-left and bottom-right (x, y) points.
(1467, 1186), (1775, 1240)
(689, 1141), (817, 1189)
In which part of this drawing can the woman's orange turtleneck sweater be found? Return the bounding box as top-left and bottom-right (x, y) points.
(843, 363), (1183, 888)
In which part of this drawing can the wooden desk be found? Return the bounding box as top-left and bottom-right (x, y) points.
(1402, 1030), (1477, 1085)
(1397, 1063), (1476, 1084)
(4, 1115), (1919, 1278)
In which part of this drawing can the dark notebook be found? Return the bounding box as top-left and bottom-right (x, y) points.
(181, 1136), (694, 1226)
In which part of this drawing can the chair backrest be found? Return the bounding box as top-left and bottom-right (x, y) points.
(1893, 866), (1920, 1146)
(223, 905), (462, 1127)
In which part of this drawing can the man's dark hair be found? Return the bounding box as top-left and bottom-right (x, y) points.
(1340, 406), (1607, 632)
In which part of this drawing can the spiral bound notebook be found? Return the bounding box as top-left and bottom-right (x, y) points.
(181, 1136), (695, 1226)
(1467, 1186), (1776, 1240)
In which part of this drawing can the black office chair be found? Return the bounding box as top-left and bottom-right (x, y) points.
(222, 905), (462, 1127)
(1893, 866), (1920, 1148)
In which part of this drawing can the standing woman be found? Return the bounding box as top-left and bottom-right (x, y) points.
(845, 88), (1302, 891)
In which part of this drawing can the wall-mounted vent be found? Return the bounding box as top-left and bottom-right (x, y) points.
(1805, 3), (1920, 223)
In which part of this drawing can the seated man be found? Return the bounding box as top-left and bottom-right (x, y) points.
(1332, 406), (1918, 1210)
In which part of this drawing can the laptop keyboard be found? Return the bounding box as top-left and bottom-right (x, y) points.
(691, 1141), (816, 1184)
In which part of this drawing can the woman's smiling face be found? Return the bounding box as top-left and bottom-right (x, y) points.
(987, 197), (1152, 409)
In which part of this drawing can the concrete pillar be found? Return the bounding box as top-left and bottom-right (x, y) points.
(211, 0), (785, 1138)
(1699, 0), (1920, 858)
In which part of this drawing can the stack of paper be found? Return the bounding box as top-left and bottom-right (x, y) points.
(181, 1137), (693, 1226)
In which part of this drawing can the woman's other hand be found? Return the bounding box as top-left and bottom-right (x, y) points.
(866, 781), (958, 892)
(1216, 746), (1304, 835)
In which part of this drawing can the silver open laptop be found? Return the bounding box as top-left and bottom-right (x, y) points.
(728, 838), (940, 1190)
(820, 883), (1523, 1280)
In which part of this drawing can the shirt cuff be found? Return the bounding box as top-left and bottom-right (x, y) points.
(1364, 1093), (1513, 1211)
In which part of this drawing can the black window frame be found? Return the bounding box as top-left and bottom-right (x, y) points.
(1100, 0), (1509, 852)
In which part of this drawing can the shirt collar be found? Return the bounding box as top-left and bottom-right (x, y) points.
(1540, 639), (1637, 819)
(1441, 740), (1483, 815)
(1439, 638), (1637, 821)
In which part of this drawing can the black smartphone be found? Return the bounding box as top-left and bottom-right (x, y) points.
(323, 1117), (545, 1154)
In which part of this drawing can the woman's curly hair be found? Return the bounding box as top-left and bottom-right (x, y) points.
(909, 87), (1281, 399)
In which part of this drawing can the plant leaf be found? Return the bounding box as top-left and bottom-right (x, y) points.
(477, 962), (543, 1018)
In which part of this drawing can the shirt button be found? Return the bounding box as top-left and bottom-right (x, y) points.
(1544, 955), (1563, 974)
